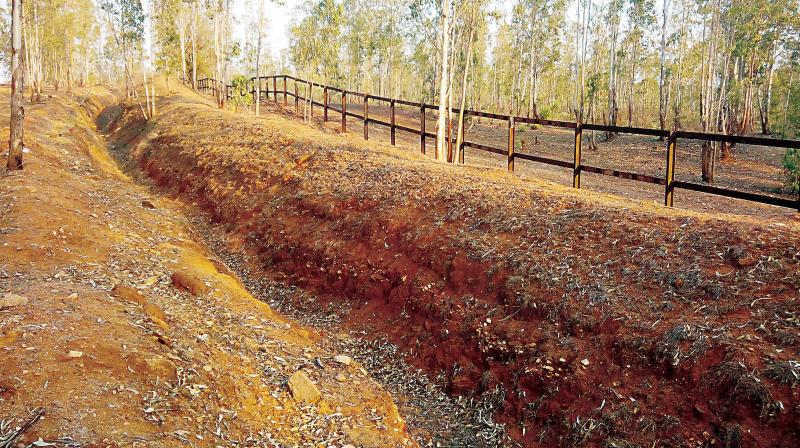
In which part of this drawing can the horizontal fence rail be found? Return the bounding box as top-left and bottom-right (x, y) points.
(186, 75), (800, 213)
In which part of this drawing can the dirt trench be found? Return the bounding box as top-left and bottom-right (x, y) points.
(107, 84), (800, 448)
(98, 94), (508, 446)
(0, 86), (423, 448)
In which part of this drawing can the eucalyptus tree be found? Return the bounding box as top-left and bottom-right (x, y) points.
(290, 0), (344, 120)
(253, 0), (267, 115)
(623, 0), (655, 126)
(8, 0), (23, 171)
(102, 0), (148, 119)
(606, 0), (623, 135)
(657, 0), (670, 135)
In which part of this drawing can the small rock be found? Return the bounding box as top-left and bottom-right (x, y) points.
(0, 293), (28, 309)
(735, 252), (758, 268)
(171, 270), (209, 296)
(68, 350), (83, 358)
(334, 355), (352, 366)
(287, 371), (321, 404)
(581, 358), (590, 366)
(147, 357), (177, 379)
(0, 330), (22, 348)
(141, 200), (156, 209)
(335, 373), (347, 383)
(67, 293), (78, 300)
(143, 303), (168, 323)
(111, 285), (147, 306)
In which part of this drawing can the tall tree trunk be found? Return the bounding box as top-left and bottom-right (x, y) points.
(254, 0), (264, 116)
(32, 0), (41, 102)
(607, 0), (620, 138)
(63, 30), (74, 92)
(191, 0), (197, 89)
(214, 4), (223, 107)
(143, 59), (152, 116)
(179, 15), (186, 82)
(435, 0), (450, 161)
(455, 7), (475, 164)
(579, 0), (591, 122)
(717, 33), (733, 161)
(627, 41), (636, 127)
(760, 60), (775, 135)
(700, 0), (720, 182)
(573, 0), (581, 120)
(7, 0), (24, 171)
(673, 0), (687, 129)
(527, 5), (538, 119)
(658, 0), (670, 138)
(447, 16), (459, 162)
(783, 71), (794, 136)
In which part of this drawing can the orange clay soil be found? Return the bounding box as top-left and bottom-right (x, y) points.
(0, 86), (416, 448)
(114, 82), (800, 448)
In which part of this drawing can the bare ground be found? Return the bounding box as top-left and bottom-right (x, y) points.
(0, 86), (416, 448)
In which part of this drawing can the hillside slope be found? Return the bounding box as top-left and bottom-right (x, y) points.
(123, 84), (799, 447)
(0, 87), (415, 447)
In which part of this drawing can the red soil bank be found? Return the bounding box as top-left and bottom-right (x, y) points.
(114, 89), (800, 447)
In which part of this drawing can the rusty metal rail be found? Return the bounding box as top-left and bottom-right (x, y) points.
(190, 75), (800, 213)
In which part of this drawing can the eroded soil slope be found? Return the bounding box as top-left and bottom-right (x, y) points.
(0, 86), (415, 448)
(124, 85), (799, 447)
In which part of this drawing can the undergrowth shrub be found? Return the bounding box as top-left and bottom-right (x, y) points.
(783, 148), (799, 193)
(230, 75), (254, 110)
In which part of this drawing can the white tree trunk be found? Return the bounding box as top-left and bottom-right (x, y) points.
(658, 0), (670, 134)
(435, 0), (450, 161)
(8, 0), (24, 170)
(254, 0), (264, 116)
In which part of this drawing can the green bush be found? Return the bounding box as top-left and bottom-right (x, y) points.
(229, 75), (253, 108)
(783, 148), (800, 193)
(538, 106), (553, 120)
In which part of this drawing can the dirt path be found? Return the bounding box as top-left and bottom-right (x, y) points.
(0, 86), (416, 448)
(126, 83), (800, 447)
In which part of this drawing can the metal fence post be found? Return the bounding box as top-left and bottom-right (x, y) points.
(508, 116), (515, 172)
(664, 131), (677, 207)
(420, 106), (426, 154)
(573, 124), (583, 188)
(341, 92), (347, 133)
(390, 100), (396, 145)
(363, 95), (369, 140)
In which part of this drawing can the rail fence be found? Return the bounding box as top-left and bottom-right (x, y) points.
(190, 75), (800, 212)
